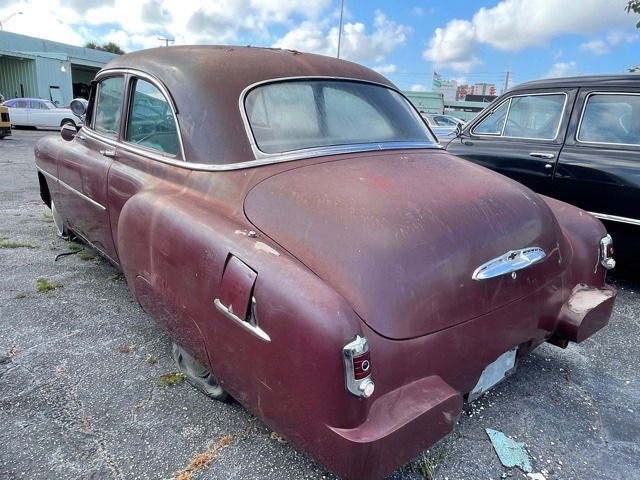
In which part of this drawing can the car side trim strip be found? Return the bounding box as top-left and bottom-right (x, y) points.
(38, 167), (107, 211)
(588, 212), (640, 226)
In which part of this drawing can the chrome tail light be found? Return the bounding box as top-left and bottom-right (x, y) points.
(600, 234), (615, 270)
(342, 336), (375, 398)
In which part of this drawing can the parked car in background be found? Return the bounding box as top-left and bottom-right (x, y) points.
(446, 75), (640, 266)
(0, 104), (10, 139)
(420, 113), (459, 142)
(3, 97), (83, 129)
(34, 46), (617, 480)
(422, 113), (467, 128)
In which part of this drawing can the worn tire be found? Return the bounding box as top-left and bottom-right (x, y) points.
(171, 341), (229, 402)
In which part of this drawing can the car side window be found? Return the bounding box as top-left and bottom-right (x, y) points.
(577, 93), (640, 146)
(14, 101), (27, 108)
(126, 78), (179, 155)
(29, 101), (42, 109)
(92, 76), (124, 138)
(473, 93), (566, 140)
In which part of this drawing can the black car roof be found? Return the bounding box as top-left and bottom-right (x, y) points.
(509, 74), (640, 91)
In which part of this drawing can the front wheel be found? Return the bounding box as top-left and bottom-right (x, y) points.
(171, 341), (230, 402)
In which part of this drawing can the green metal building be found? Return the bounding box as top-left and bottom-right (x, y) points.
(0, 31), (117, 106)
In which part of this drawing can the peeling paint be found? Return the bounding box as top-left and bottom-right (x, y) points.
(255, 242), (280, 256)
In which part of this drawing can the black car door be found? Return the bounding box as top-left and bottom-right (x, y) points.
(447, 89), (576, 198)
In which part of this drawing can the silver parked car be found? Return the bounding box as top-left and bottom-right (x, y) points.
(3, 97), (83, 129)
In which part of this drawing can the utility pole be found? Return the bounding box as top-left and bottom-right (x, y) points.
(336, 0), (344, 58)
(158, 36), (174, 47)
(504, 71), (511, 92)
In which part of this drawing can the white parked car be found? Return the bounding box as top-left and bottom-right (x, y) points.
(3, 98), (83, 129)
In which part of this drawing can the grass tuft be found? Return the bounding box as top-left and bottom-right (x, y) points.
(36, 277), (63, 293)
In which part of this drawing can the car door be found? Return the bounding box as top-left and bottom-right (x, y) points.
(8, 100), (28, 126)
(56, 76), (125, 264)
(447, 89), (575, 197)
(554, 88), (640, 255)
(27, 100), (51, 128)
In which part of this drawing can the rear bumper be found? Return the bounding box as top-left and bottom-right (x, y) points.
(0, 126), (11, 137)
(326, 375), (462, 480)
(554, 283), (617, 343)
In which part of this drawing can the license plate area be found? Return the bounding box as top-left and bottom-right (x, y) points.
(468, 349), (517, 402)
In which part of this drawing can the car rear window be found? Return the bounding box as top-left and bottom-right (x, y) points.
(244, 80), (434, 154)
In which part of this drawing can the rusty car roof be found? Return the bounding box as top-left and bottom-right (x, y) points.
(100, 46), (398, 167)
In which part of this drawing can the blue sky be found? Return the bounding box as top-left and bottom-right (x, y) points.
(2, 0), (639, 92)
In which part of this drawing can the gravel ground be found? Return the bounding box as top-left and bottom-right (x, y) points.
(1, 129), (639, 480)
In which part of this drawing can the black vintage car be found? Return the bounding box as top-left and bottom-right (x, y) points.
(446, 75), (640, 266)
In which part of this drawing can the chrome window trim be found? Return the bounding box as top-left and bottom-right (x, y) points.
(238, 76), (439, 161)
(471, 92), (568, 141)
(89, 68), (187, 160)
(588, 211), (640, 226)
(37, 166), (107, 211)
(83, 73), (440, 171)
(576, 91), (640, 147)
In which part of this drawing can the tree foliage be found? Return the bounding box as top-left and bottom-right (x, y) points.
(84, 42), (125, 55)
(626, 0), (640, 26)
(625, 1), (640, 71)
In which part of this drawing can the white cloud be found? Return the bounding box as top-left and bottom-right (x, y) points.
(423, 0), (634, 72)
(274, 10), (410, 64)
(373, 64), (397, 74)
(422, 19), (483, 73)
(410, 84), (429, 92)
(543, 61), (581, 78)
(580, 40), (609, 55)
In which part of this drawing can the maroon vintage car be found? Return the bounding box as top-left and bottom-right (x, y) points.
(34, 46), (617, 479)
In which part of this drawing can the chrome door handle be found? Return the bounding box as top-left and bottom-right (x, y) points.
(529, 152), (555, 159)
(100, 149), (116, 158)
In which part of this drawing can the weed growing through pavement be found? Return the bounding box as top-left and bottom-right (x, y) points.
(42, 211), (53, 219)
(118, 343), (137, 354)
(0, 239), (38, 249)
(156, 372), (187, 387)
(14, 293), (27, 299)
(76, 251), (95, 261)
(174, 435), (233, 480)
(36, 277), (63, 293)
(146, 354), (158, 365)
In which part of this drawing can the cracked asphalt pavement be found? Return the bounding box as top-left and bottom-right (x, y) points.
(1, 129), (639, 480)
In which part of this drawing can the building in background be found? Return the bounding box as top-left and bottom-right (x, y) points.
(0, 31), (117, 106)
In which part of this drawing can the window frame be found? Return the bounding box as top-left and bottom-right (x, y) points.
(471, 92), (568, 141)
(576, 91), (640, 148)
(240, 76), (438, 162)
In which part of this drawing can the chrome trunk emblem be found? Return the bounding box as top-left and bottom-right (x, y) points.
(472, 247), (546, 281)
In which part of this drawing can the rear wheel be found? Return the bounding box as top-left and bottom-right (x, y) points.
(171, 341), (229, 402)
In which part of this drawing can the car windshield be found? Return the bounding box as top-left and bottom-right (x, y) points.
(245, 80), (435, 154)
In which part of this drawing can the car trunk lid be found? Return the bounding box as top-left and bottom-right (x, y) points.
(244, 150), (564, 340)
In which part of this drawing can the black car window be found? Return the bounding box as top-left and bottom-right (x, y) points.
(92, 76), (125, 138)
(473, 93), (566, 140)
(245, 80), (433, 154)
(578, 93), (640, 146)
(126, 78), (178, 155)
